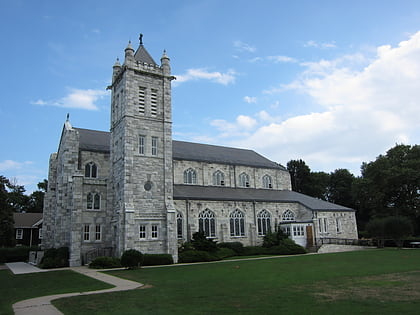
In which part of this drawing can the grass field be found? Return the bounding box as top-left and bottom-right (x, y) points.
(0, 269), (112, 315)
(52, 249), (420, 314)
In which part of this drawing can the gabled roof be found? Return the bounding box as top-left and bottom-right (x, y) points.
(75, 128), (110, 153)
(74, 128), (284, 169)
(173, 140), (284, 170)
(13, 213), (43, 228)
(173, 185), (354, 211)
(134, 45), (157, 65)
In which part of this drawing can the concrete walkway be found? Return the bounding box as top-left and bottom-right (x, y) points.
(8, 263), (143, 315)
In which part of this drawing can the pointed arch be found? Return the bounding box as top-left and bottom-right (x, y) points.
(198, 209), (216, 237)
(257, 209), (271, 236)
(262, 174), (272, 189)
(239, 172), (250, 187)
(213, 170), (225, 186)
(85, 162), (97, 178)
(230, 209), (245, 236)
(282, 209), (295, 221)
(184, 168), (197, 184)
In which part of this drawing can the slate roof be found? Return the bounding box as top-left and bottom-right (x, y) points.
(134, 45), (157, 65)
(173, 185), (354, 211)
(13, 213), (43, 228)
(74, 128), (284, 169)
(173, 140), (285, 170)
(75, 128), (110, 153)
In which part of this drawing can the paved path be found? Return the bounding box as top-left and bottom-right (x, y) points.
(9, 264), (143, 315)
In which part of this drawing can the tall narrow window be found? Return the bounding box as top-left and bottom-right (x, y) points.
(230, 209), (245, 237)
(38, 228), (43, 239)
(184, 168), (197, 184)
(199, 209), (216, 238)
(83, 225), (90, 241)
(151, 225), (158, 239)
(87, 193), (100, 210)
(262, 175), (272, 189)
(138, 87), (145, 115)
(95, 225), (102, 241)
(213, 170), (225, 186)
(318, 218), (323, 233)
(239, 173), (250, 187)
(257, 210), (271, 236)
(151, 89), (158, 117)
(139, 135), (145, 155)
(139, 225), (146, 239)
(93, 193), (100, 210)
(177, 212), (183, 239)
(85, 162), (97, 178)
(152, 136), (158, 156)
(336, 218), (342, 233)
(324, 218), (328, 233)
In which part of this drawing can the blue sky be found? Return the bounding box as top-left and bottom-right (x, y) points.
(1, 0), (420, 193)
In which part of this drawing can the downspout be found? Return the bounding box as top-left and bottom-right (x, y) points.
(186, 199), (190, 242)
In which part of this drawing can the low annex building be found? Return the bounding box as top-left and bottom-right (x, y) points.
(42, 36), (358, 266)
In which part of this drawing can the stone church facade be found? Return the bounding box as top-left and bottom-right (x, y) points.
(42, 38), (358, 266)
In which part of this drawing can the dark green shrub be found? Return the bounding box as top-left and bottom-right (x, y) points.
(179, 250), (219, 263)
(0, 246), (39, 263)
(263, 230), (288, 248)
(241, 246), (269, 256)
(215, 247), (236, 259)
(191, 232), (218, 252)
(121, 249), (144, 269)
(143, 254), (173, 266)
(89, 256), (121, 269)
(217, 242), (244, 254)
(39, 247), (69, 268)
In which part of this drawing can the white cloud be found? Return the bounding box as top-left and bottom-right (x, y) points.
(304, 40), (337, 49)
(244, 96), (257, 103)
(208, 32), (420, 174)
(267, 55), (297, 63)
(31, 88), (108, 110)
(175, 68), (236, 85)
(234, 40), (256, 53)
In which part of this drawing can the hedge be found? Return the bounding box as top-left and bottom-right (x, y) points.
(143, 254), (174, 266)
(179, 250), (219, 263)
(89, 256), (122, 269)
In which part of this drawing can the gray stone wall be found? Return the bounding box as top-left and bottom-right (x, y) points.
(313, 210), (358, 242)
(173, 160), (292, 190)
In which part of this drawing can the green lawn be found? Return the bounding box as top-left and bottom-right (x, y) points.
(0, 269), (113, 315)
(53, 249), (420, 314)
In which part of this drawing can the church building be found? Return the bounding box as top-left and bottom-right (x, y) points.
(42, 36), (358, 266)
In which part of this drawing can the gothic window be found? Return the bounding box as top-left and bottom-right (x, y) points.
(213, 170), (225, 186)
(139, 135), (145, 155)
(177, 212), (183, 239)
(282, 209), (295, 221)
(257, 210), (271, 236)
(83, 225), (90, 241)
(262, 175), (273, 189)
(239, 172), (250, 187)
(85, 162), (97, 178)
(230, 209), (245, 237)
(87, 193), (101, 210)
(184, 168), (197, 184)
(199, 209), (216, 238)
(95, 225), (102, 241)
(139, 225), (146, 239)
(152, 136), (158, 156)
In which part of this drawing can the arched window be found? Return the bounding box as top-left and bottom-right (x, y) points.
(213, 170), (225, 186)
(177, 212), (183, 239)
(282, 209), (295, 221)
(230, 209), (245, 237)
(199, 209), (216, 238)
(238, 172), (250, 187)
(85, 162), (97, 178)
(87, 193), (100, 210)
(257, 210), (271, 236)
(262, 175), (272, 189)
(183, 168), (197, 184)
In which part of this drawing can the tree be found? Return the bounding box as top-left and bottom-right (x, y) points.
(307, 171), (330, 201)
(327, 169), (355, 208)
(366, 216), (413, 248)
(356, 144), (420, 233)
(287, 159), (311, 194)
(27, 180), (48, 213)
(0, 176), (15, 247)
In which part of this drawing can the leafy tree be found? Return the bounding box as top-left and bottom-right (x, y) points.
(0, 176), (15, 247)
(27, 180), (48, 213)
(306, 171), (330, 201)
(287, 159), (311, 194)
(356, 144), (420, 233)
(366, 216), (413, 248)
(7, 180), (29, 213)
(327, 169), (355, 208)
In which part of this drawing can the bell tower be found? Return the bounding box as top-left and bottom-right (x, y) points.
(109, 35), (177, 261)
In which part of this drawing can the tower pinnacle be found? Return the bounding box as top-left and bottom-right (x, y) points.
(139, 33), (143, 45)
